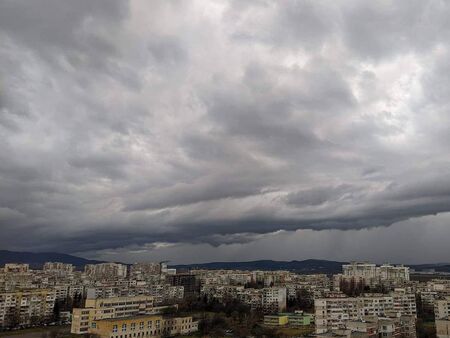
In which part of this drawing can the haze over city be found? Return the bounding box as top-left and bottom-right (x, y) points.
(2, 0), (450, 265)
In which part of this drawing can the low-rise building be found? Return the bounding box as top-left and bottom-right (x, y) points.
(88, 314), (198, 338)
(263, 314), (289, 326)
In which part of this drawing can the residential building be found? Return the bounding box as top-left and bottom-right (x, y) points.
(0, 289), (56, 328)
(43, 262), (74, 274)
(84, 263), (127, 279)
(166, 273), (199, 297)
(4, 264), (30, 274)
(71, 295), (158, 334)
(315, 290), (416, 334)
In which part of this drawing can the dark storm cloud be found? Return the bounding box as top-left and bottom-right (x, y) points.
(1, 0), (450, 258)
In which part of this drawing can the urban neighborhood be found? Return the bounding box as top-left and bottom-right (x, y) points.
(0, 260), (449, 337)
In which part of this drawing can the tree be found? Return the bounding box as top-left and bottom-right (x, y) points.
(52, 301), (61, 323)
(287, 288), (313, 312)
(5, 307), (21, 329)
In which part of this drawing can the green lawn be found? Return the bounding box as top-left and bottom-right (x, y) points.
(0, 325), (76, 338)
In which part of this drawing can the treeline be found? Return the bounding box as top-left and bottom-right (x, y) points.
(287, 288), (314, 312)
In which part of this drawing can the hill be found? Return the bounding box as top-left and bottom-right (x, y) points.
(172, 259), (346, 274)
(0, 250), (103, 270)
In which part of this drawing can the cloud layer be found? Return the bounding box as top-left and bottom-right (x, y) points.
(1, 0), (450, 260)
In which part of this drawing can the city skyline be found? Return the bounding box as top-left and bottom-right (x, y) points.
(2, 1), (450, 264)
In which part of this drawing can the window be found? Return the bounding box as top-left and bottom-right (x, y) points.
(113, 325), (118, 333)
(131, 323), (136, 331)
(147, 321), (152, 328)
(139, 322), (144, 329)
(122, 324), (127, 332)
(91, 323), (97, 328)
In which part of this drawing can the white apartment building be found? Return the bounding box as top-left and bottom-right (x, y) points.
(338, 262), (410, 288)
(435, 299), (450, 338)
(436, 297), (450, 319)
(392, 288), (416, 317)
(130, 263), (161, 279)
(43, 262), (74, 274)
(262, 287), (287, 313)
(315, 289), (416, 334)
(0, 289), (56, 328)
(84, 263), (127, 279)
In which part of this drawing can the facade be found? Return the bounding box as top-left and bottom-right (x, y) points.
(337, 263), (410, 289)
(0, 289), (56, 328)
(88, 314), (198, 338)
(130, 263), (162, 279)
(4, 264), (30, 274)
(315, 297), (359, 333)
(236, 287), (287, 313)
(43, 262), (74, 274)
(436, 298), (450, 319)
(166, 273), (199, 297)
(262, 287), (287, 313)
(316, 315), (416, 338)
(71, 295), (157, 334)
(84, 263), (127, 279)
(264, 314), (289, 326)
(315, 290), (416, 334)
(392, 288), (416, 316)
(285, 312), (313, 326)
(436, 318), (450, 338)
(435, 298), (450, 338)
(265, 311), (313, 327)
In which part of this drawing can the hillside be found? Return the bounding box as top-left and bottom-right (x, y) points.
(0, 250), (103, 270)
(172, 259), (347, 274)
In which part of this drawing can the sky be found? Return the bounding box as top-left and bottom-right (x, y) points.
(1, 0), (450, 264)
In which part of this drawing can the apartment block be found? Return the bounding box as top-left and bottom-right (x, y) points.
(88, 314), (198, 338)
(0, 289), (56, 328)
(166, 273), (199, 297)
(337, 263), (410, 289)
(130, 263), (162, 279)
(84, 263), (128, 280)
(315, 290), (416, 334)
(4, 264), (30, 274)
(71, 295), (156, 334)
(435, 297), (450, 338)
(43, 262), (74, 274)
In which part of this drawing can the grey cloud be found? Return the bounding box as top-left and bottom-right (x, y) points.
(1, 0), (450, 261)
(285, 184), (357, 207)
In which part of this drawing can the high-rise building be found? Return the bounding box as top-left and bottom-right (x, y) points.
(0, 289), (56, 328)
(84, 263), (127, 279)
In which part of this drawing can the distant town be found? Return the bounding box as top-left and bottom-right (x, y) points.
(0, 260), (449, 337)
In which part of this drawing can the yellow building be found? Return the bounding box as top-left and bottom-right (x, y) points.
(71, 295), (180, 334)
(89, 314), (198, 338)
(263, 314), (289, 326)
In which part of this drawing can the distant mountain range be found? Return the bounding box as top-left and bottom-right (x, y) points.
(1, 250), (450, 274)
(0, 250), (103, 269)
(173, 260), (450, 274)
(408, 263), (450, 273)
(171, 259), (347, 274)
